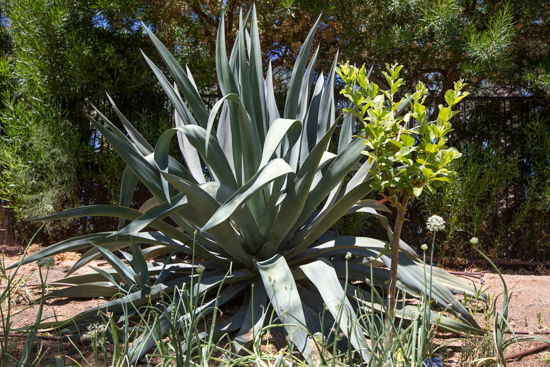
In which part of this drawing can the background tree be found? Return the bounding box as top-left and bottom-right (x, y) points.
(297, 0), (550, 96)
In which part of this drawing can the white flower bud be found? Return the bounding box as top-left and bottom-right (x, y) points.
(196, 264), (205, 274)
(469, 237), (479, 245)
(427, 215), (445, 232)
(421, 244), (428, 251)
(37, 257), (55, 269)
(345, 252), (352, 260)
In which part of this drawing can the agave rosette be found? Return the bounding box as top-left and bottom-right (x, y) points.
(16, 7), (483, 364)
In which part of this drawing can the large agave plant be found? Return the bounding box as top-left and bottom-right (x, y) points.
(16, 7), (483, 364)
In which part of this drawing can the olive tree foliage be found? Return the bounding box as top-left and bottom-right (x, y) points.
(296, 0), (550, 96)
(0, 0), (161, 243)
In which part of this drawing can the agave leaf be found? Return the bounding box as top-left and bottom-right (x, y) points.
(297, 286), (349, 350)
(44, 284), (118, 300)
(92, 120), (166, 200)
(300, 258), (370, 361)
(340, 159), (373, 198)
(156, 172), (254, 267)
(346, 283), (484, 335)
(217, 102), (235, 175)
(297, 45), (320, 124)
(185, 65), (199, 91)
(289, 236), (385, 266)
(297, 137), (366, 229)
(175, 102), (206, 184)
(190, 180), (265, 250)
(111, 192), (188, 238)
(62, 263), (212, 285)
(300, 72), (324, 164)
(141, 23), (209, 128)
(30, 206), (187, 243)
(140, 51), (207, 197)
(143, 153), (197, 193)
(88, 265), (127, 290)
(41, 271), (249, 331)
(32, 205), (140, 223)
(262, 122), (338, 258)
(286, 179), (375, 256)
(369, 211), (420, 260)
(228, 8), (250, 89)
(284, 14), (321, 119)
(316, 52), (339, 142)
(216, 12), (239, 97)
(338, 109), (355, 154)
(155, 125), (238, 190)
(249, 5), (268, 141)
(427, 266), (485, 300)
(331, 260), (400, 289)
(118, 166), (139, 230)
(128, 312), (171, 366)
(7, 232), (114, 269)
(379, 251), (481, 329)
(235, 11), (257, 140)
(257, 255), (312, 364)
(89, 109), (134, 149)
(105, 94), (154, 155)
(260, 119), (302, 169)
(94, 246), (137, 287)
(345, 200), (392, 215)
(138, 197), (160, 213)
(201, 158), (293, 235)
(130, 240), (150, 288)
(265, 62), (280, 127)
(67, 232), (190, 276)
(205, 93), (261, 184)
(161, 175), (264, 254)
(300, 178), (342, 234)
(141, 244), (178, 261)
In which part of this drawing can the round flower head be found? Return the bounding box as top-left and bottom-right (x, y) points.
(313, 332), (325, 345)
(421, 244), (428, 251)
(37, 257), (55, 269)
(427, 215), (445, 232)
(196, 264), (205, 274)
(469, 237), (479, 245)
(345, 252), (352, 260)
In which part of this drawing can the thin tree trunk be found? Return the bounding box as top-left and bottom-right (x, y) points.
(388, 208), (405, 321)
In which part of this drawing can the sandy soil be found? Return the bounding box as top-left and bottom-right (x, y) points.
(1, 243), (550, 366)
(438, 271), (550, 367)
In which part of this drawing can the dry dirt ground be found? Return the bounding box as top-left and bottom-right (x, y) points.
(1, 243), (550, 366)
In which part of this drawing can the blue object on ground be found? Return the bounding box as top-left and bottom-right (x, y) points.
(423, 357), (442, 367)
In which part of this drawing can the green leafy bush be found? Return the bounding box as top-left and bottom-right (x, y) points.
(420, 110), (550, 260)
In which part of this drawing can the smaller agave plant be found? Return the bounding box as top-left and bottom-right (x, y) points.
(14, 6), (484, 364)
